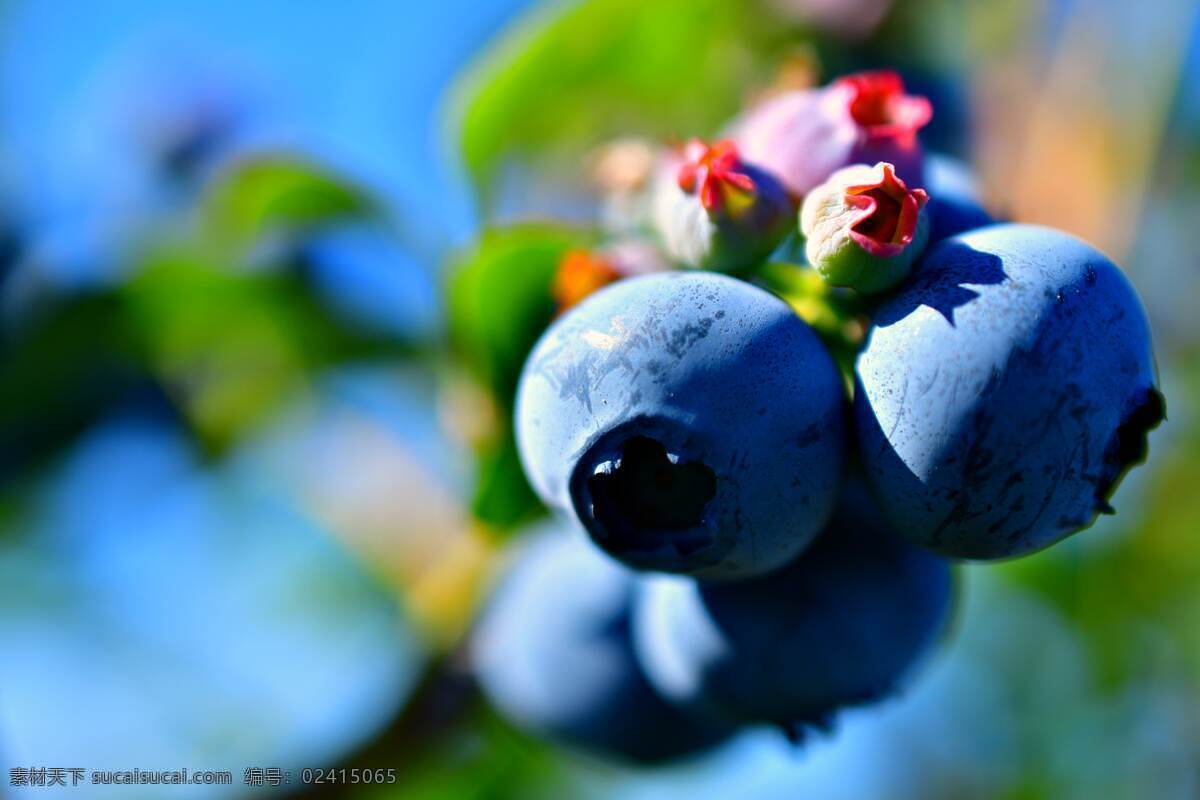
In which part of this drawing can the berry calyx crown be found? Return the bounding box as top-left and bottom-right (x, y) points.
(835, 70), (932, 143)
(676, 139), (757, 213)
(843, 162), (928, 257)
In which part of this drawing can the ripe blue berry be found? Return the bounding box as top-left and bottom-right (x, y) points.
(473, 529), (732, 763)
(515, 272), (846, 580)
(632, 484), (954, 731)
(855, 224), (1163, 559)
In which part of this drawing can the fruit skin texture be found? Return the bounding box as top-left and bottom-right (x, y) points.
(632, 484), (954, 729)
(923, 153), (994, 244)
(515, 271), (845, 580)
(473, 528), (732, 764)
(855, 224), (1164, 560)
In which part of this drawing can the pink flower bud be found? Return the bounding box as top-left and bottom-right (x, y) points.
(731, 69), (932, 197)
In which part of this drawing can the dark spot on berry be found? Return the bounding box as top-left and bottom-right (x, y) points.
(795, 423), (822, 448)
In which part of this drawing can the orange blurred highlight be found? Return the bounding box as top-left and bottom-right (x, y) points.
(552, 249), (622, 312)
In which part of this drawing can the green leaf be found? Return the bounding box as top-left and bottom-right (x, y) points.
(0, 293), (154, 485)
(202, 155), (374, 246)
(447, 224), (595, 532)
(447, 224), (594, 404)
(471, 427), (545, 532)
(123, 252), (415, 453)
(454, 0), (803, 190)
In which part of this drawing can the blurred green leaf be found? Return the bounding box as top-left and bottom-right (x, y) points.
(447, 223), (593, 533)
(0, 293), (161, 486)
(447, 224), (593, 404)
(123, 253), (415, 453)
(203, 155), (374, 246)
(454, 0), (803, 191)
(1, 153), (417, 473)
(471, 428), (544, 531)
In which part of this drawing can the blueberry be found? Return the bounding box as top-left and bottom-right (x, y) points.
(855, 224), (1164, 559)
(515, 271), (845, 579)
(632, 483), (954, 731)
(473, 528), (733, 764)
(923, 153), (995, 244)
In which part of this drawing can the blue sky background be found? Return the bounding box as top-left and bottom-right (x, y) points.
(0, 0), (529, 284)
(0, 1), (528, 792)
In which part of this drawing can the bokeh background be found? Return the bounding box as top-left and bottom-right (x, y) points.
(2, 0), (1199, 797)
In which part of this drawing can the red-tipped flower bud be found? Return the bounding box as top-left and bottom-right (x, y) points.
(731, 69), (931, 198)
(800, 162), (929, 293)
(653, 140), (795, 275)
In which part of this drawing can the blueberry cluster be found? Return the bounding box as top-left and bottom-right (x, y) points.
(473, 70), (1163, 764)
